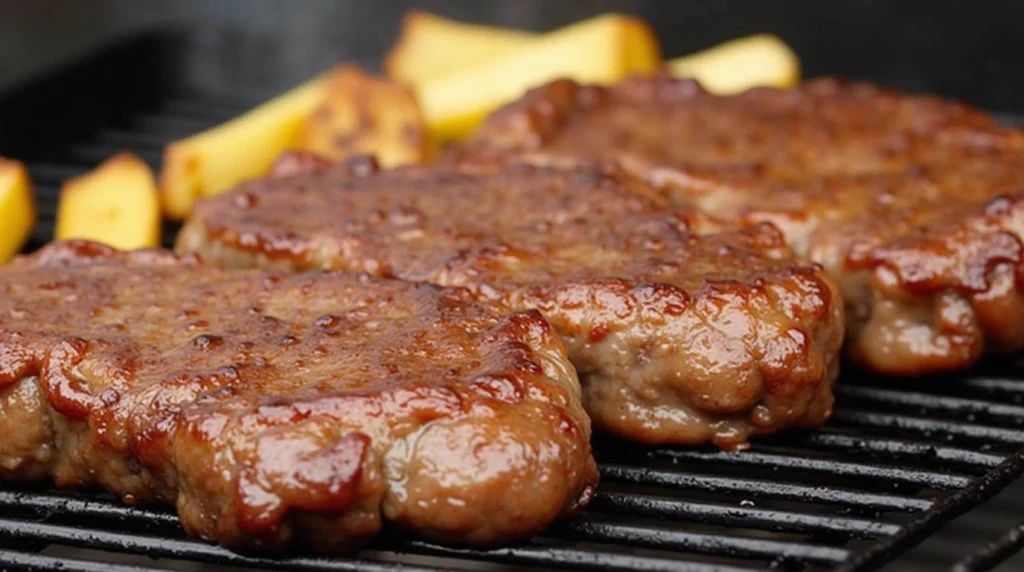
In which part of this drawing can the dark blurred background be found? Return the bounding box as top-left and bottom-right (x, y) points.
(1, 0), (1023, 569)
(1, 0), (1023, 110)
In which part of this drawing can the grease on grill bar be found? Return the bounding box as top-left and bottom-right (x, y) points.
(3, 28), (1024, 571)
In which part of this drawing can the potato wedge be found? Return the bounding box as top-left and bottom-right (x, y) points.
(417, 13), (661, 141)
(388, 12), (659, 89)
(0, 158), (35, 264)
(160, 72), (331, 219)
(387, 10), (798, 97)
(57, 153), (160, 250)
(668, 34), (800, 93)
(299, 66), (434, 167)
(386, 10), (534, 86)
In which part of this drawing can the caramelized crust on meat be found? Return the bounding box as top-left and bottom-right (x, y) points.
(178, 159), (843, 447)
(465, 76), (1024, 375)
(0, 240), (596, 551)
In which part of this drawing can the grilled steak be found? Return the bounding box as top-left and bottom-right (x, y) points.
(0, 240), (596, 551)
(464, 76), (1024, 375)
(177, 158), (843, 448)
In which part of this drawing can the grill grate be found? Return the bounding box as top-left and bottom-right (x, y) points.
(3, 27), (1024, 571)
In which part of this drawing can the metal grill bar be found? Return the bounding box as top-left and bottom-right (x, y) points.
(171, 84), (288, 107)
(396, 541), (761, 572)
(589, 491), (900, 537)
(93, 128), (182, 149)
(66, 143), (163, 166)
(601, 464), (935, 511)
(0, 520), (437, 572)
(643, 449), (973, 489)
(159, 97), (254, 119)
(26, 162), (89, 183)
(835, 385), (1024, 422)
(960, 376), (1024, 395)
(556, 519), (850, 563)
(830, 410), (1024, 444)
(952, 523), (1024, 572)
(0, 551), (158, 572)
(0, 490), (179, 528)
(129, 112), (221, 135)
(786, 432), (1005, 468)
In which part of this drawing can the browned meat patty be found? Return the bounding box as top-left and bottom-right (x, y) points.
(0, 240), (596, 552)
(177, 157), (843, 448)
(464, 76), (1024, 375)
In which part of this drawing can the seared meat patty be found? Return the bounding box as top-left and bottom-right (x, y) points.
(177, 158), (843, 448)
(465, 76), (1024, 375)
(0, 240), (596, 551)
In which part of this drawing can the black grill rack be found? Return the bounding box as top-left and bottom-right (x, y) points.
(4, 27), (1024, 572)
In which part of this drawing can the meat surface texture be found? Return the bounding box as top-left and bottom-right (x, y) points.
(464, 76), (1024, 375)
(177, 158), (844, 448)
(0, 240), (597, 552)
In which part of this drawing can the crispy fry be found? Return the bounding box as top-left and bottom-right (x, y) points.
(159, 72), (331, 219)
(299, 66), (434, 167)
(667, 34), (800, 93)
(385, 10), (534, 86)
(0, 158), (35, 264)
(416, 13), (661, 141)
(56, 153), (160, 250)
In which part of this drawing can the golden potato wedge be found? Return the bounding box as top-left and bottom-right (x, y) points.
(388, 12), (659, 89)
(668, 34), (800, 93)
(298, 66), (434, 167)
(0, 158), (35, 264)
(387, 10), (798, 97)
(57, 153), (160, 250)
(386, 10), (534, 86)
(417, 13), (661, 141)
(160, 72), (331, 219)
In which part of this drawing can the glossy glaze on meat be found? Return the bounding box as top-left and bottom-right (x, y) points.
(0, 240), (596, 551)
(178, 158), (843, 448)
(465, 76), (1024, 375)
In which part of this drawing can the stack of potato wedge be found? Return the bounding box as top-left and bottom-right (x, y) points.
(0, 11), (800, 261)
